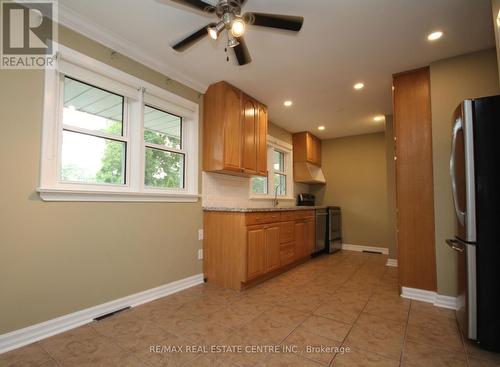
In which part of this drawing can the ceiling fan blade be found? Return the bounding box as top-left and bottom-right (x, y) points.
(243, 12), (304, 32)
(169, 0), (215, 13)
(172, 23), (216, 51)
(233, 37), (252, 66)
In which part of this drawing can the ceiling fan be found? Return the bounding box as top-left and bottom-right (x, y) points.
(167, 0), (304, 65)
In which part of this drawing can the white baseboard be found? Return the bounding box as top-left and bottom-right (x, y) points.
(0, 273), (204, 354)
(386, 259), (398, 267)
(342, 243), (389, 255)
(401, 286), (459, 310)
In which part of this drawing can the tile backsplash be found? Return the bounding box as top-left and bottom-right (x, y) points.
(202, 172), (309, 208)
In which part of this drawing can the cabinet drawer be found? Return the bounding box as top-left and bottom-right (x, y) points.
(246, 212), (281, 226)
(280, 221), (294, 243)
(294, 210), (315, 220)
(280, 211), (296, 222)
(280, 243), (295, 266)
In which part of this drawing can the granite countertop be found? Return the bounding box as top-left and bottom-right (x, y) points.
(202, 206), (327, 212)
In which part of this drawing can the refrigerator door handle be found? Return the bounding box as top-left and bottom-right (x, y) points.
(450, 118), (466, 226)
(446, 238), (465, 253)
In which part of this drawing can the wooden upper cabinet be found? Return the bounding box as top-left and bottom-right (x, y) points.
(293, 132), (322, 166)
(393, 67), (437, 292)
(241, 94), (258, 175)
(203, 81), (267, 177)
(257, 104), (268, 176)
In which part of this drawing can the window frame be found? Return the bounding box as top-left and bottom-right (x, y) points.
(38, 44), (199, 202)
(249, 136), (294, 201)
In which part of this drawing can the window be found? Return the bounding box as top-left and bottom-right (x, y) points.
(38, 45), (199, 202)
(144, 106), (184, 189)
(273, 150), (286, 196)
(61, 77), (127, 185)
(251, 137), (293, 199)
(252, 176), (268, 195)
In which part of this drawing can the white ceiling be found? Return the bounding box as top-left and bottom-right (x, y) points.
(59, 0), (495, 139)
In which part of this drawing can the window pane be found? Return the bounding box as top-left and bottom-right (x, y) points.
(63, 77), (124, 136)
(274, 174), (286, 196)
(274, 150), (285, 172)
(61, 130), (125, 184)
(144, 105), (182, 149)
(252, 176), (268, 195)
(145, 147), (184, 188)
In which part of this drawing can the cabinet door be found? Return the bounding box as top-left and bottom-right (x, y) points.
(306, 133), (315, 164)
(294, 221), (306, 259)
(306, 133), (321, 166)
(265, 225), (281, 272)
(305, 218), (315, 255)
(312, 135), (321, 166)
(393, 67), (437, 291)
(247, 227), (266, 280)
(241, 95), (258, 175)
(256, 105), (268, 177)
(223, 85), (243, 172)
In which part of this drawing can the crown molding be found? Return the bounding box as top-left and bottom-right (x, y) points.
(57, 3), (208, 93)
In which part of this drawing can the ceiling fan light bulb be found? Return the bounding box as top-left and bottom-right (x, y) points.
(208, 21), (225, 40)
(231, 18), (245, 37)
(208, 27), (218, 40)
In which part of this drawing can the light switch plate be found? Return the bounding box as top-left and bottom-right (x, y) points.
(198, 249), (203, 260)
(198, 229), (204, 241)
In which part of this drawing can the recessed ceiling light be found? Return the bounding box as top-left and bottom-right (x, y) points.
(284, 100), (293, 107)
(374, 115), (385, 122)
(427, 31), (443, 41)
(354, 83), (365, 90)
(318, 126), (325, 131)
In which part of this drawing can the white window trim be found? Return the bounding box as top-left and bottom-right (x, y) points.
(249, 136), (295, 201)
(37, 44), (199, 203)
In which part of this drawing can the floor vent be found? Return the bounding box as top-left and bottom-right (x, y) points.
(362, 250), (383, 255)
(94, 306), (131, 322)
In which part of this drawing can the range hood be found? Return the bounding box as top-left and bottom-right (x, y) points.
(294, 162), (326, 184)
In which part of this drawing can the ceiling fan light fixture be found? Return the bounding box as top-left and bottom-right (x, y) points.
(231, 17), (246, 37)
(208, 21), (225, 40)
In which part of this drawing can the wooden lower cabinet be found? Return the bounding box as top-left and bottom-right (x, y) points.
(306, 218), (315, 255)
(203, 210), (315, 290)
(294, 218), (315, 260)
(280, 242), (295, 266)
(247, 224), (281, 280)
(264, 225), (281, 273)
(247, 226), (266, 280)
(294, 221), (307, 259)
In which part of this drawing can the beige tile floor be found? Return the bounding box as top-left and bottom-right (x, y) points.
(2, 251), (500, 367)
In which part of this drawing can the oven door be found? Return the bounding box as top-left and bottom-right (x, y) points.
(315, 210), (327, 253)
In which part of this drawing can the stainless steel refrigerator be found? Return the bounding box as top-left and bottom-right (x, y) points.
(447, 96), (500, 352)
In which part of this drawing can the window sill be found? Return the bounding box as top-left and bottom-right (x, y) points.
(249, 196), (296, 201)
(36, 188), (200, 203)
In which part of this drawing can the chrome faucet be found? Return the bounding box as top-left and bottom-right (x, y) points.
(273, 184), (280, 208)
